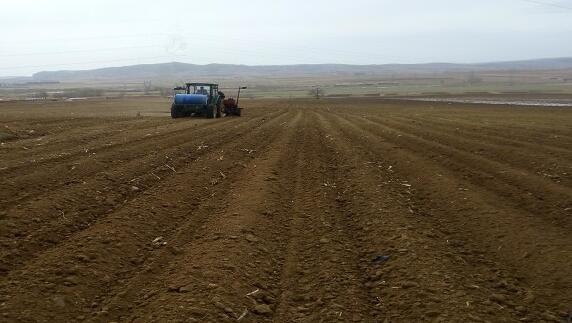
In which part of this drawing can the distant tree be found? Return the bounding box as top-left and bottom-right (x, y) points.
(36, 91), (48, 99)
(143, 80), (153, 95)
(158, 87), (174, 97)
(308, 87), (326, 99)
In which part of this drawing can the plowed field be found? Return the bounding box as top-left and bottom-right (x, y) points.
(1, 97), (571, 322)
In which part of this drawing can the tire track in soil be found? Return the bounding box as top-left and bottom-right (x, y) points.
(0, 110), (287, 275)
(2, 98), (571, 322)
(0, 107), (283, 186)
(272, 109), (375, 322)
(325, 109), (572, 319)
(0, 108), (295, 322)
(100, 108), (305, 323)
(378, 99), (572, 135)
(332, 98), (572, 152)
(389, 114), (572, 157)
(318, 110), (537, 321)
(338, 111), (572, 228)
(399, 110), (572, 150)
(377, 115), (572, 188)
(1, 108), (282, 214)
(1, 118), (136, 145)
(0, 123), (171, 177)
(0, 110), (286, 265)
(0, 112), (265, 205)
(0, 117), (191, 171)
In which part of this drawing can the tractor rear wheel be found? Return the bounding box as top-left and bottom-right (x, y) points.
(206, 104), (216, 119)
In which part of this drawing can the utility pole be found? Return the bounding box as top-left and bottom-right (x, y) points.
(311, 85), (323, 99)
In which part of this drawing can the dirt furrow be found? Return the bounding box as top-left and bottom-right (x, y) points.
(0, 117), (195, 170)
(403, 109), (572, 150)
(0, 116), (238, 192)
(100, 108), (304, 322)
(2, 97), (571, 322)
(0, 109), (281, 212)
(366, 114), (572, 188)
(390, 114), (572, 156)
(272, 109), (375, 322)
(2, 117), (133, 140)
(339, 112), (572, 228)
(0, 108), (281, 209)
(335, 98), (572, 151)
(0, 110), (288, 276)
(325, 109), (571, 318)
(1, 100), (284, 175)
(0, 108), (295, 322)
(316, 110), (524, 321)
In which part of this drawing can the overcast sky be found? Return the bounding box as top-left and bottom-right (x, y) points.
(1, 0), (571, 76)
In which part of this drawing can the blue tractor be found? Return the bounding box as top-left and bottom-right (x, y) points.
(171, 83), (224, 119)
(171, 83), (247, 119)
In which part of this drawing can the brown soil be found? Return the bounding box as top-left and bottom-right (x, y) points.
(1, 97), (571, 322)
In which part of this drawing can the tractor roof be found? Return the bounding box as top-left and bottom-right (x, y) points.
(186, 82), (219, 87)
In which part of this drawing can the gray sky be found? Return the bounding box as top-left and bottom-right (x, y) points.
(1, 0), (571, 76)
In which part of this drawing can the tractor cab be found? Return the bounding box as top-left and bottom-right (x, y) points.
(185, 83), (219, 102)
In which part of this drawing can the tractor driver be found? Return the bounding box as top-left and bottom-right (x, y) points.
(197, 86), (208, 95)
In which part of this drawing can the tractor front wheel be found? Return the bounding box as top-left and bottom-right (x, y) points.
(171, 104), (180, 118)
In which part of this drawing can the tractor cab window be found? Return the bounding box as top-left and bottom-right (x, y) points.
(195, 86), (210, 95)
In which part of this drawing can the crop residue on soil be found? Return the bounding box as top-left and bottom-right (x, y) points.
(0, 97), (571, 322)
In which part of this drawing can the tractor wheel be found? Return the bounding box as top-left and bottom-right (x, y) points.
(235, 108), (242, 117)
(216, 104), (222, 118)
(206, 105), (216, 119)
(171, 104), (179, 118)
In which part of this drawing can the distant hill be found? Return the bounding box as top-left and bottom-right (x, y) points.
(31, 58), (572, 82)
